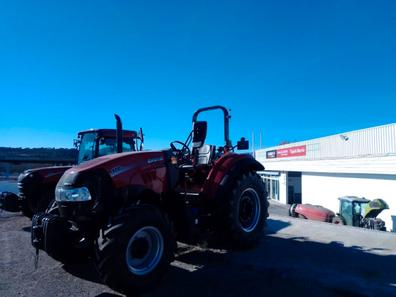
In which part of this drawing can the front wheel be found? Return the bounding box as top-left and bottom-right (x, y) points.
(332, 215), (345, 225)
(289, 203), (298, 217)
(94, 206), (174, 295)
(361, 218), (386, 231)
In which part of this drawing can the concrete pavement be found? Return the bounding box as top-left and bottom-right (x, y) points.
(269, 213), (396, 255)
(265, 214), (396, 295)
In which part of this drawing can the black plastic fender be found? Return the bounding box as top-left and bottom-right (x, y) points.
(202, 154), (265, 210)
(218, 156), (264, 188)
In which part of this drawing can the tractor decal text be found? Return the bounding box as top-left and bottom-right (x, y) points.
(110, 165), (136, 177)
(147, 156), (164, 164)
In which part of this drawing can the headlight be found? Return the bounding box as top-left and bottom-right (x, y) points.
(55, 186), (92, 202)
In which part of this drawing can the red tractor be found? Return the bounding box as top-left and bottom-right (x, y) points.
(31, 106), (268, 294)
(2, 115), (143, 217)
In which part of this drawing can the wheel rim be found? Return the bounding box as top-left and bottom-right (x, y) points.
(238, 188), (261, 232)
(125, 226), (164, 276)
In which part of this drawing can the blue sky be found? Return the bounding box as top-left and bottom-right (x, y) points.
(0, 0), (395, 150)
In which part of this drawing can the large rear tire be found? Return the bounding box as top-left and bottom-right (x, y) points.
(220, 172), (268, 248)
(94, 205), (174, 295)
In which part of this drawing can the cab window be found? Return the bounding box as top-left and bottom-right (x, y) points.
(97, 138), (135, 157)
(78, 133), (97, 163)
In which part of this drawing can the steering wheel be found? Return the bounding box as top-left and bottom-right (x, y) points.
(170, 141), (191, 162)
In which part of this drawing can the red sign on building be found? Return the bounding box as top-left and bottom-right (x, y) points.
(276, 145), (306, 158)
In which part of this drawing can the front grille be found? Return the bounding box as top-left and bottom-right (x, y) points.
(17, 182), (26, 200)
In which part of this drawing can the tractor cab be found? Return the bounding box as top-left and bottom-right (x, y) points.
(338, 196), (370, 226)
(76, 114), (144, 164)
(76, 128), (143, 164)
(338, 196), (389, 227)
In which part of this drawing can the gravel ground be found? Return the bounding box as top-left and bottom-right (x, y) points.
(268, 199), (290, 216)
(1, 209), (383, 297)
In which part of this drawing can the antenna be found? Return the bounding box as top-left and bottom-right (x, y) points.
(252, 130), (255, 157)
(259, 129), (262, 149)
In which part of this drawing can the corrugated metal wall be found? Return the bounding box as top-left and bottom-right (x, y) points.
(256, 123), (396, 161)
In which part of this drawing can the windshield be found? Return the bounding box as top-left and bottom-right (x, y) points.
(77, 132), (97, 164)
(97, 137), (135, 157)
(77, 132), (139, 164)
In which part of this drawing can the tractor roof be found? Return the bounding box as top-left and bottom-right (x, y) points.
(338, 196), (370, 203)
(78, 129), (139, 139)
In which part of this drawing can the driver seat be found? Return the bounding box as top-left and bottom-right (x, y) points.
(196, 144), (216, 166)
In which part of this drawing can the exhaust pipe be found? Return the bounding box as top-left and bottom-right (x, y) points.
(139, 127), (144, 151)
(114, 114), (123, 153)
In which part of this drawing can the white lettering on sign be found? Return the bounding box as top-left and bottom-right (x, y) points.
(276, 145), (306, 158)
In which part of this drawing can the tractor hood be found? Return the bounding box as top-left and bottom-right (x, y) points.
(18, 166), (72, 185)
(363, 199), (389, 219)
(58, 150), (167, 188)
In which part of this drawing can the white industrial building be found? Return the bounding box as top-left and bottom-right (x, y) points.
(255, 123), (396, 232)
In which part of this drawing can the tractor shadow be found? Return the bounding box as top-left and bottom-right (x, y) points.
(22, 226), (31, 232)
(153, 238), (396, 297)
(63, 261), (102, 284)
(62, 219), (396, 297)
(265, 218), (291, 234)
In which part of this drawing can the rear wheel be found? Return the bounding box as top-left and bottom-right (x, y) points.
(220, 172), (268, 248)
(94, 206), (174, 295)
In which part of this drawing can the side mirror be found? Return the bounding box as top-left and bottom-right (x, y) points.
(192, 121), (207, 147)
(237, 137), (249, 150)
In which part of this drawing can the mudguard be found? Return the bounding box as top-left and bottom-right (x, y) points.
(202, 153), (264, 200)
